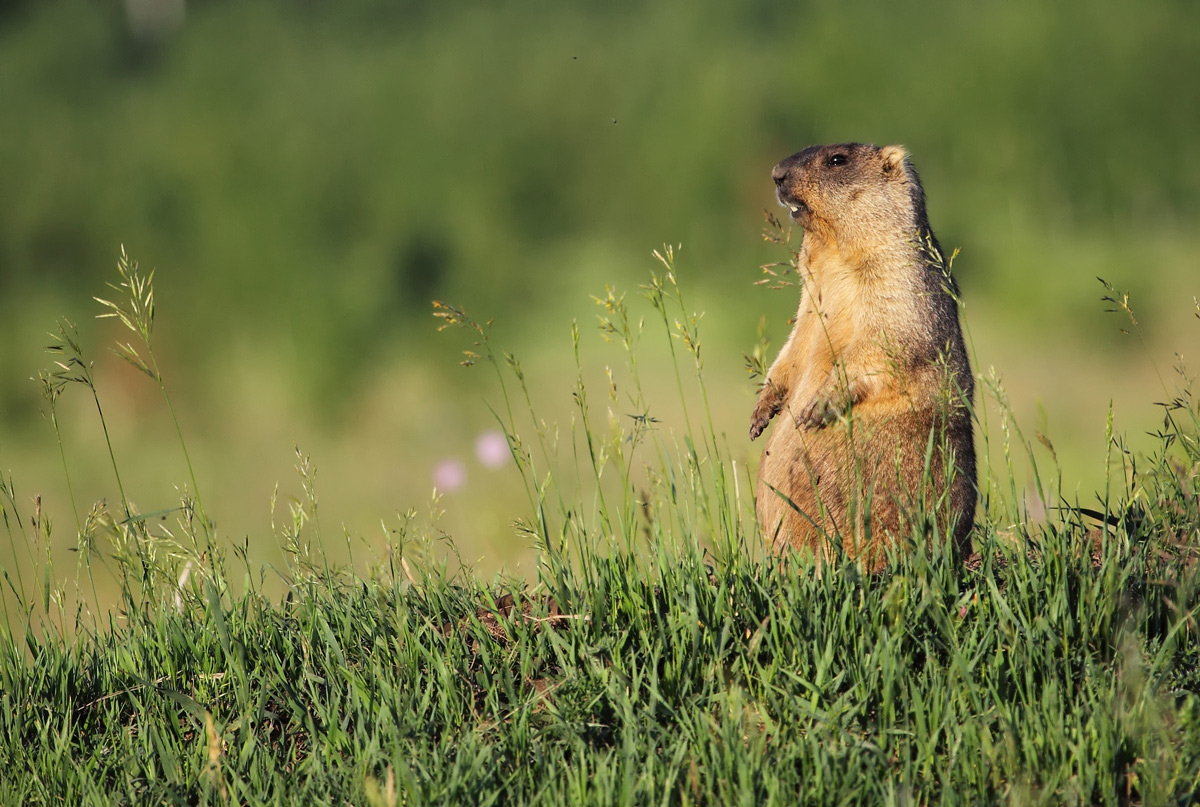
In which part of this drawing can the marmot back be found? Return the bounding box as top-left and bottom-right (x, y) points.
(750, 143), (975, 569)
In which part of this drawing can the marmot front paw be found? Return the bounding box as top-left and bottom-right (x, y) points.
(749, 390), (785, 440)
(749, 380), (788, 440)
(796, 393), (842, 430)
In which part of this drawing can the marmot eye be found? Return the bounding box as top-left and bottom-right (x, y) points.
(827, 154), (849, 167)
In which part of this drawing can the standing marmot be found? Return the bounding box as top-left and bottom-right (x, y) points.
(750, 143), (975, 569)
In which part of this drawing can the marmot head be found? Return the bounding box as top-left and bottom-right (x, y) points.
(771, 143), (929, 242)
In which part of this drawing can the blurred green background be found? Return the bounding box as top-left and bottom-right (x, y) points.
(2, 0), (1198, 583)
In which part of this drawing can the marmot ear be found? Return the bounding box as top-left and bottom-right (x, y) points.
(880, 145), (908, 177)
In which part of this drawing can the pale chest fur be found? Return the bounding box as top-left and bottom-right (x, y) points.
(784, 246), (909, 411)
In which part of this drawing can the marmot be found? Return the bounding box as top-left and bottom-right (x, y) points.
(750, 143), (975, 569)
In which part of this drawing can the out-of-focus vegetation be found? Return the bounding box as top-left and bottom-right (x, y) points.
(1, 0), (1198, 574)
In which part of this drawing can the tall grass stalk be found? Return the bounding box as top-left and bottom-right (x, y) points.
(95, 246), (212, 549)
(45, 319), (133, 523)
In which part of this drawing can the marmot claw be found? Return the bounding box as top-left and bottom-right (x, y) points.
(797, 393), (840, 430)
(749, 384), (786, 440)
(749, 400), (780, 440)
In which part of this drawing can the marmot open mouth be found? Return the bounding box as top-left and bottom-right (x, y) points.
(776, 190), (808, 221)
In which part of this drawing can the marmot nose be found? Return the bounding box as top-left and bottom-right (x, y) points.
(771, 164), (788, 185)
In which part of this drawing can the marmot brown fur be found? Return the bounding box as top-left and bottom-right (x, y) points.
(750, 143), (975, 569)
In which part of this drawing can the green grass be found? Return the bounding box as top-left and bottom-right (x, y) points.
(2, 250), (1199, 805)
